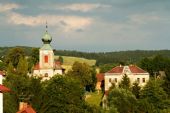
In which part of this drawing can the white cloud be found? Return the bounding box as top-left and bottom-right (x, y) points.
(44, 3), (111, 12)
(0, 3), (20, 12)
(7, 12), (93, 32)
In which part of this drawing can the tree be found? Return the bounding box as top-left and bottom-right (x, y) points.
(16, 56), (28, 75)
(5, 47), (25, 68)
(108, 88), (137, 113)
(67, 62), (95, 91)
(30, 48), (39, 65)
(58, 56), (63, 64)
(119, 74), (130, 90)
(99, 64), (116, 73)
(131, 82), (141, 99)
(139, 78), (170, 112)
(39, 75), (88, 113)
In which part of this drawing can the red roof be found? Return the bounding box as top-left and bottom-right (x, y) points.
(0, 85), (10, 93)
(96, 73), (104, 82)
(129, 65), (147, 73)
(17, 105), (36, 113)
(0, 71), (5, 76)
(34, 63), (40, 70)
(107, 66), (124, 73)
(107, 65), (147, 74)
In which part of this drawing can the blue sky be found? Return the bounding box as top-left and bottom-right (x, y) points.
(0, 0), (170, 52)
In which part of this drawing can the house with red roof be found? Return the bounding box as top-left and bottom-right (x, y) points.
(0, 71), (10, 113)
(104, 65), (149, 91)
(96, 73), (104, 92)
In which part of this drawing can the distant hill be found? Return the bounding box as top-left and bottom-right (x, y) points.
(1, 46), (170, 65)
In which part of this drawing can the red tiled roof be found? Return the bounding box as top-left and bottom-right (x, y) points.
(55, 61), (62, 65)
(0, 85), (10, 93)
(107, 66), (124, 73)
(0, 71), (5, 76)
(107, 65), (148, 74)
(96, 73), (104, 82)
(129, 65), (147, 73)
(34, 63), (39, 70)
(17, 105), (36, 113)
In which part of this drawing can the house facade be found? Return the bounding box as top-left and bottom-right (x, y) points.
(105, 65), (149, 91)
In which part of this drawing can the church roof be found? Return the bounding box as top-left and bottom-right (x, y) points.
(0, 85), (10, 93)
(40, 44), (53, 50)
(106, 65), (148, 74)
(42, 31), (52, 44)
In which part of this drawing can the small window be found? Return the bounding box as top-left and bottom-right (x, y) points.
(142, 78), (145, 83)
(137, 78), (140, 83)
(44, 73), (48, 77)
(44, 55), (48, 63)
(115, 78), (117, 83)
(109, 78), (112, 83)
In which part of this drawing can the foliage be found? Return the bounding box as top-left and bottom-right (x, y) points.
(40, 75), (88, 113)
(16, 56), (28, 75)
(58, 56), (63, 64)
(108, 88), (137, 113)
(67, 62), (96, 91)
(30, 48), (39, 65)
(131, 82), (141, 99)
(4, 47), (25, 68)
(139, 78), (170, 112)
(119, 74), (130, 90)
(99, 64), (116, 73)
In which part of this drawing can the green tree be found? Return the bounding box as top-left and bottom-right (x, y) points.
(108, 88), (137, 113)
(131, 82), (141, 99)
(39, 75), (87, 113)
(139, 78), (170, 112)
(119, 74), (130, 90)
(5, 47), (25, 68)
(30, 48), (39, 65)
(16, 56), (28, 75)
(99, 64), (116, 73)
(58, 56), (64, 64)
(67, 62), (94, 90)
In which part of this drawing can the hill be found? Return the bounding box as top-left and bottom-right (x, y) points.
(1, 46), (170, 65)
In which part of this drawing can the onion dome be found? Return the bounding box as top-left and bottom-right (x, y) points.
(42, 31), (52, 44)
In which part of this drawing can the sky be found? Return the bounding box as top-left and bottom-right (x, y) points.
(0, 0), (170, 52)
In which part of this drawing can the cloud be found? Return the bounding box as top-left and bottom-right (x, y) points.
(128, 14), (161, 24)
(0, 3), (20, 12)
(43, 3), (111, 12)
(7, 12), (93, 32)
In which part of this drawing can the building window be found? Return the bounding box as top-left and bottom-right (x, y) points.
(44, 55), (48, 63)
(142, 78), (145, 83)
(115, 78), (117, 83)
(109, 78), (112, 83)
(137, 78), (140, 83)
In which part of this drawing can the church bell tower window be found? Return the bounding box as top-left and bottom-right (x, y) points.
(44, 55), (48, 63)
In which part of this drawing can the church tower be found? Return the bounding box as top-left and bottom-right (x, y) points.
(33, 22), (64, 80)
(39, 23), (54, 70)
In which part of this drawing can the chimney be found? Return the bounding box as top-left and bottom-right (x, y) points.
(19, 102), (28, 111)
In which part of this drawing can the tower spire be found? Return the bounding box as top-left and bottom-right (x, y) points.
(46, 21), (48, 32)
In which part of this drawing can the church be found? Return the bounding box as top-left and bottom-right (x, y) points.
(33, 24), (64, 80)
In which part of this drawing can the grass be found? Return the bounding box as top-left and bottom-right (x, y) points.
(55, 56), (96, 72)
(85, 91), (103, 107)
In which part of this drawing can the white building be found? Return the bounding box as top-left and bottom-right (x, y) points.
(0, 71), (10, 113)
(33, 25), (64, 80)
(105, 65), (149, 91)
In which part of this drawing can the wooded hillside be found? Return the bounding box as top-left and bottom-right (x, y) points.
(1, 46), (170, 65)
